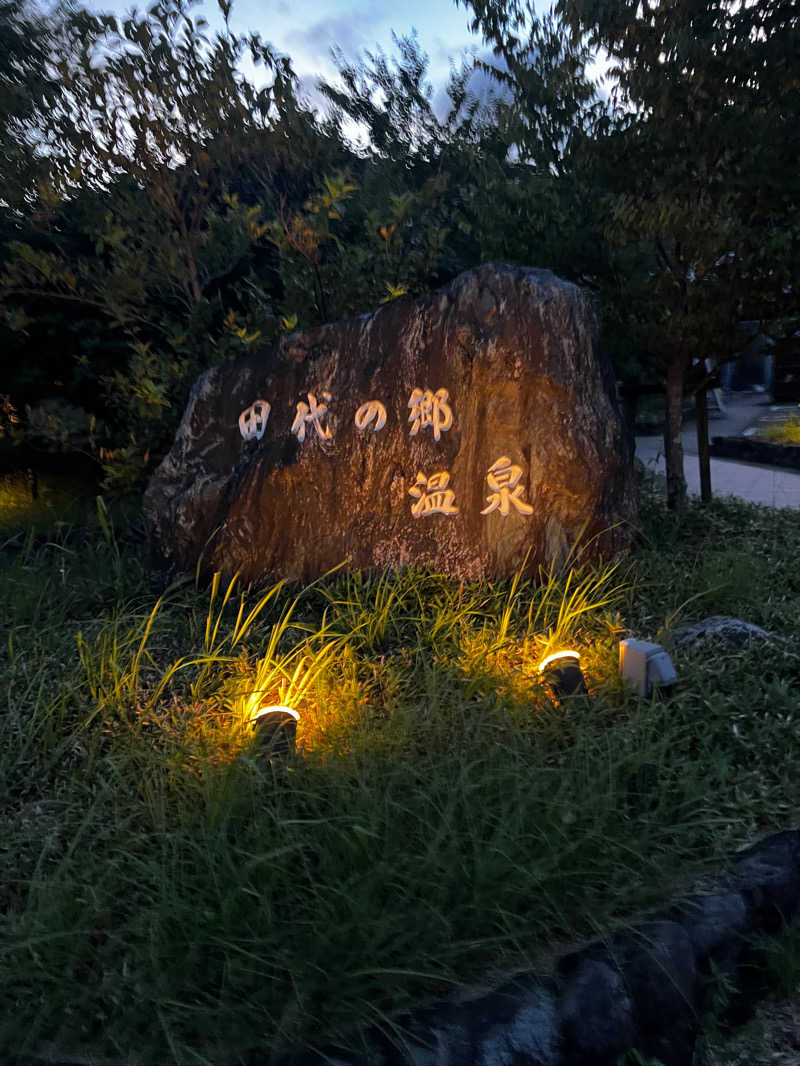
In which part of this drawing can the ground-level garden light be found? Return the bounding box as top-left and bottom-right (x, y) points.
(619, 639), (678, 698)
(251, 706), (299, 756)
(537, 650), (587, 700)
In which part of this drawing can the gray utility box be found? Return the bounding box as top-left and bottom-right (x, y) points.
(619, 639), (678, 698)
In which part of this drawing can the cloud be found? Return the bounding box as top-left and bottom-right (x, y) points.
(432, 37), (457, 66)
(284, 8), (382, 64)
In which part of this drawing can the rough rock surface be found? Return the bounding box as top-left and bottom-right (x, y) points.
(144, 264), (635, 582)
(557, 954), (635, 1063)
(672, 615), (774, 649)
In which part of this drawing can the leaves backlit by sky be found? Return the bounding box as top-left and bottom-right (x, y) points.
(81, 0), (483, 97)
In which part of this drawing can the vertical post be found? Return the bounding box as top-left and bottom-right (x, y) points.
(695, 387), (712, 503)
(620, 385), (638, 441)
(664, 358), (687, 511)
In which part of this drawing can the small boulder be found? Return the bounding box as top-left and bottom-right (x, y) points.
(557, 953), (636, 1064)
(734, 830), (800, 930)
(470, 978), (558, 1066)
(672, 890), (749, 960)
(672, 616), (773, 649)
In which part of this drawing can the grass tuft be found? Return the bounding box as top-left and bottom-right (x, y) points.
(1, 492), (800, 1063)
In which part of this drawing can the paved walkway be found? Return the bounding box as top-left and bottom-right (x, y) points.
(635, 391), (800, 508)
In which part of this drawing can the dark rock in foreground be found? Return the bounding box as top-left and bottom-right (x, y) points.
(144, 264), (635, 582)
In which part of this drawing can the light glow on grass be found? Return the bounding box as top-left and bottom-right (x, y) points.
(0, 471), (92, 527)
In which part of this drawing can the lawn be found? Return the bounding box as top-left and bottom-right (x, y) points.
(2, 486), (800, 1064)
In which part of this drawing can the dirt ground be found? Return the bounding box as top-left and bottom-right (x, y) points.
(699, 990), (800, 1066)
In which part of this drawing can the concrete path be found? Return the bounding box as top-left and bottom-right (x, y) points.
(634, 391), (800, 509)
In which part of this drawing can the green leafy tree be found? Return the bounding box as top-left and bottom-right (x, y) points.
(572, 0), (799, 507)
(45, 1), (294, 303)
(0, 0), (59, 211)
(460, 0), (800, 509)
(316, 32), (585, 314)
(316, 37), (478, 312)
(461, 4), (610, 284)
(265, 170), (358, 324)
(0, 0), (304, 488)
(1, 2), (617, 492)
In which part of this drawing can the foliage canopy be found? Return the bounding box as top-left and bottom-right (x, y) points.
(1, 0), (797, 505)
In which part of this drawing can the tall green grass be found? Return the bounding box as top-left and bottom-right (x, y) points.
(2, 491), (800, 1063)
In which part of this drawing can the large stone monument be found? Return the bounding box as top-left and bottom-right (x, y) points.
(144, 264), (635, 582)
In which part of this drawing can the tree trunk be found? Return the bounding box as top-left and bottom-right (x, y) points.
(695, 386), (712, 503)
(185, 244), (203, 304)
(664, 356), (688, 510)
(312, 264), (328, 324)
